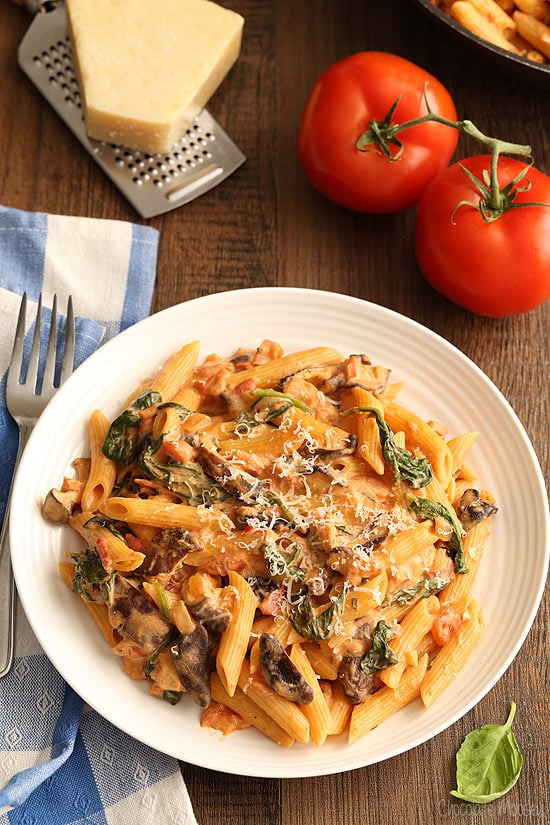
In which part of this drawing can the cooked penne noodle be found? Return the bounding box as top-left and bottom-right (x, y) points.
(210, 673), (295, 747)
(81, 410), (117, 512)
(420, 599), (484, 707)
(100, 497), (232, 530)
(327, 681), (353, 736)
(149, 340), (201, 402)
(58, 561), (118, 646)
(451, 1), (523, 50)
(378, 596), (439, 689)
(70, 511), (145, 571)
(381, 520), (438, 567)
(439, 519), (491, 605)
(513, 9), (550, 55)
(224, 346), (343, 390)
(382, 399), (454, 487)
(238, 661), (311, 743)
(464, 0), (517, 32)
(217, 572), (258, 697)
(348, 655), (429, 744)
(289, 644), (332, 746)
(447, 431), (480, 477)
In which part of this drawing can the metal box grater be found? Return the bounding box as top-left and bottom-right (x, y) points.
(16, 0), (247, 218)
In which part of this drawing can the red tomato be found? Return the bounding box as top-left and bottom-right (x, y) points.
(415, 155), (550, 317)
(297, 51), (459, 213)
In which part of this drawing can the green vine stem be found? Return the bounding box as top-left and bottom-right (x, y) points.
(356, 89), (550, 221)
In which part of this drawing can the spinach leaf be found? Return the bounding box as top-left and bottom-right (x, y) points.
(162, 690), (183, 705)
(264, 492), (309, 534)
(70, 547), (113, 603)
(144, 628), (179, 678)
(408, 496), (468, 574)
(102, 409), (141, 465)
(134, 390), (162, 410)
(250, 388), (313, 417)
(384, 576), (450, 607)
(289, 585), (348, 642)
(342, 406), (432, 488)
(102, 389), (162, 466)
(139, 439), (227, 504)
(360, 619), (398, 675)
(451, 703), (523, 804)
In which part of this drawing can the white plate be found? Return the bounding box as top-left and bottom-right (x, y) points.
(10, 288), (549, 778)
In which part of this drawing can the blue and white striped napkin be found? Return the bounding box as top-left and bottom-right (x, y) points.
(0, 205), (199, 825)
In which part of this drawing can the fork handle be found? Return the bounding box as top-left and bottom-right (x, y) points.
(0, 423), (33, 677)
(0, 532), (15, 677)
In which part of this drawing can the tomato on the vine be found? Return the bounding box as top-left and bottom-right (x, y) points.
(415, 155), (550, 317)
(297, 51), (459, 213)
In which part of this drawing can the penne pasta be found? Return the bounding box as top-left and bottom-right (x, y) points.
(81, 410), (117, 512)
(420, 599), (484, 707)
(238, 661), (311, 743)
(348, 655), (429, 744)
(209, 673), (295, 747)
(289, 644), (332, 746)
(46, 339), (497, 750)
(217, 572), (258, 697)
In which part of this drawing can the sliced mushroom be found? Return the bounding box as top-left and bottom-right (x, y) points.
(245, 576), (278, 601)
(339, 355), (391, 395)
(41, 488), (79, 523)
(171, 623), (212, 708)
(363, 518), (390, 547)
(189, 598), (232, 636)
(259, 633), (314, 704)
(197, 447), (265, 503)
(457, 488), (498, 531)
(235, 503), (288, 530)
(108, 574), (171, 656)
(311, 433), (358, 460)
(139, 528), (202, 577)
(337, 655), (378, 704)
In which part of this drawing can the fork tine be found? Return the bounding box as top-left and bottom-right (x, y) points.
(26, 293), (43, 391)
(60, 295), (75, 385)
(42, 293), (58, 389)
(9, 292), (28, 381)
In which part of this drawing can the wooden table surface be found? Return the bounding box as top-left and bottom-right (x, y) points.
(1, 1), (548, 823)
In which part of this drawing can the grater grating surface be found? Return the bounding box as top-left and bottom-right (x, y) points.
(17, 2), (246, 218)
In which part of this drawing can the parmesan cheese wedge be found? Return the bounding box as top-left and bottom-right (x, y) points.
(66, 0), (244, 154)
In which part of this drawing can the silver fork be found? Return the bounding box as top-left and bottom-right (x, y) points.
(0, 292), (75, 677)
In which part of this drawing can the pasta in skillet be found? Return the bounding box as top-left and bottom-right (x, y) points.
(43, 339), (498, 747)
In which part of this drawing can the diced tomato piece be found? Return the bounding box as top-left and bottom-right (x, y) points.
(96, 537), (112, 569)
(431, 605), (463, 646)
(258, 588), (284, 616)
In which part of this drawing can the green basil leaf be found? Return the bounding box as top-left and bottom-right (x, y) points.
(451, 703), (523, 804)
(360, 619), (398, 675)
